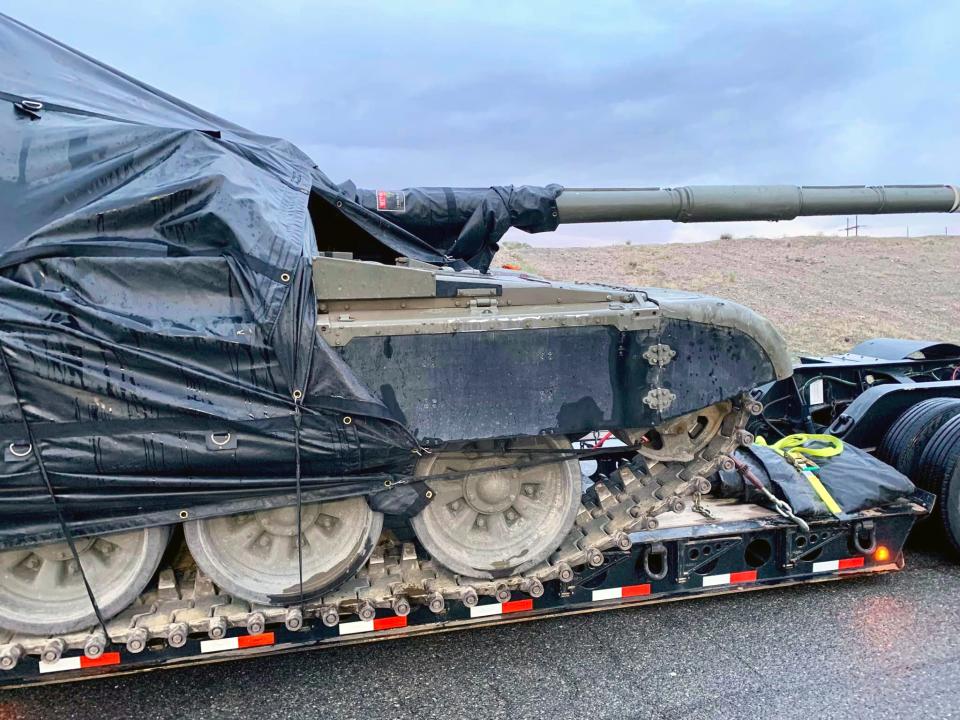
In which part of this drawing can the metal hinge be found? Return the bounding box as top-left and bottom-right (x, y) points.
(643, 343), (676, 367)
(469, 297), (499, 315)
(642, 388), (676, 412)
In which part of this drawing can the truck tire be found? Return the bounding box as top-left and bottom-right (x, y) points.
(878, 397), (960, 490)
(916, 414), (960, 554)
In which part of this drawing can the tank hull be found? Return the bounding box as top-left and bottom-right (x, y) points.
(0, 262), (788, 550)
(333, 273), (788, 443)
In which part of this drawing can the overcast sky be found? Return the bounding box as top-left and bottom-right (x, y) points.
(6, 1), (960, 245)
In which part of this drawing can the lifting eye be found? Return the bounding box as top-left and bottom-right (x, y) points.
(206, 431), (237, 451)
(7, 442), (32, 458)
(210, 432), (232, 447)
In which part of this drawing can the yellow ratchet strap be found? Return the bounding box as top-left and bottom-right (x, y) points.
(755, 434), (845, 517)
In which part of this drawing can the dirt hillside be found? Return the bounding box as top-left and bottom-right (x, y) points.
(497, 235), (959, 357)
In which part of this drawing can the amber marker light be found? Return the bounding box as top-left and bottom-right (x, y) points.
(874, 546), (891, 562)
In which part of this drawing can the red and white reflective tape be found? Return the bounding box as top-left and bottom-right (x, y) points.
(201, 632), (275, 654)
(591, 583), (651, 602)
(338, 615), (407, 636)
(701, 569), (758, 588)
(469, 599), (534, 619)
(812, 557), (865, 573)
(39, 652), (121, 674)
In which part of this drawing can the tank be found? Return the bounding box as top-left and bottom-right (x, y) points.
(1, 15), (958, 642)
(308, 183), (955, 581)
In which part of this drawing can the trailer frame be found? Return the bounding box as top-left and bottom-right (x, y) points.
(0, 490), (931, 690)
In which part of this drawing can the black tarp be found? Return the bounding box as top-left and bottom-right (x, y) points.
(715, 444), (916, 518)
(0, 14), (562, 548)
(338, 183), (562, 271)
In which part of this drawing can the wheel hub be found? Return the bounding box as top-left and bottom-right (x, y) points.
(463, 472), (519, 514)
(33, 538), (94, 563)
(254, 504), (322, 537)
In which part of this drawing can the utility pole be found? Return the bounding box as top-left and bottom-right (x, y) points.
(842, 217), (863, 237)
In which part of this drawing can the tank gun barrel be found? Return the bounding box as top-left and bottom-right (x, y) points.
(555, 184), (960, 224)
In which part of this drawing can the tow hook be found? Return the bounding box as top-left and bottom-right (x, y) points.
(643, 542), (669, 580)
(852, 520), (877, 555)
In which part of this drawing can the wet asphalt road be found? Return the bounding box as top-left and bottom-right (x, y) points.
(3, 531), (959, 720)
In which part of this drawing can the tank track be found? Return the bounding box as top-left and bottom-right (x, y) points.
(0, 398), (754, 670)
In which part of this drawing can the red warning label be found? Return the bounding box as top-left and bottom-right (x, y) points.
(375, 190), (405, 212)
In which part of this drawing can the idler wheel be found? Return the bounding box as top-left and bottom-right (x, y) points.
(637, 402), (730, 464)
(411, 436), (580, 579)
(184, 498), (382, 605)
(0, 526), (170, 635)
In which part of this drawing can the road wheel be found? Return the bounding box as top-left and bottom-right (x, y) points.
(411, 436), (581, 579)
(185, 498), (382, 605)
(0, 526), (170, 635)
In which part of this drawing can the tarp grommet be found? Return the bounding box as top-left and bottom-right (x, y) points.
(280, 272), (291, 283)
(342, 416), (353, 425)
(292, 389), (303, 401)
(179, 510), (189, 520)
